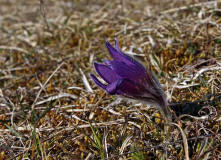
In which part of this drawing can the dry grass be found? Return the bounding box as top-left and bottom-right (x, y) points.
(0, 0), (221, 159)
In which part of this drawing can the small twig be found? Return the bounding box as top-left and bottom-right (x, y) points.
(161, 1), (216, 14)
(170, 122), (189, 160)
(80, 68), (93, 93)
(171, 83), (200, 89)
(120, 0), (125, 13)
(119, 135), (133, 154)
(31, 62), (64, 111)
(35, 93), (77, 105)
(196, 143), (221, 160)
(193, 66), (221, 80)
(103, 129), (109, 159)
(178, 114), (208, 121)
(85, 153), (93, 160)
(39, 0), (50, 31)
(0, 46), (28, 54)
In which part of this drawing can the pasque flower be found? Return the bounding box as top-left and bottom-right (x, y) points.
(90, 39), (171, 121)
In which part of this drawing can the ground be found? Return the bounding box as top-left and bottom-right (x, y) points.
(0, 0), (221, 159)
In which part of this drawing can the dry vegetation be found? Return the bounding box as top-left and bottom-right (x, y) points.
(0, 0), (221, 159)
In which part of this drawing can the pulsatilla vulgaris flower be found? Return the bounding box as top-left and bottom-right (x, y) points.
(90, 39), (171, 121)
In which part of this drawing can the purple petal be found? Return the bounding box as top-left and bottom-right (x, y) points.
(105, 78), (143, 96)
(102, 78), (143, 97)
(106, 79), (123, 95)
(105, 40), (121, 60)
(106, 40), (146, 72)
(109, 60), (146, 80)
(117, 78), (143, 96)
(94, 62), (119, 83)
(114, 38), (121, 52)
(102, 59), (112, 66)
(90, 74), (106, 90)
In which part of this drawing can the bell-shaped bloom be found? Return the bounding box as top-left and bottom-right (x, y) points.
(90, 39), (171, 121)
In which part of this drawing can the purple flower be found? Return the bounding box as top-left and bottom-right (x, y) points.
(90, 39), (171, 121)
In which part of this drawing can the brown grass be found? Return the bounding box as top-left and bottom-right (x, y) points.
(0, 0), (220, 159)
